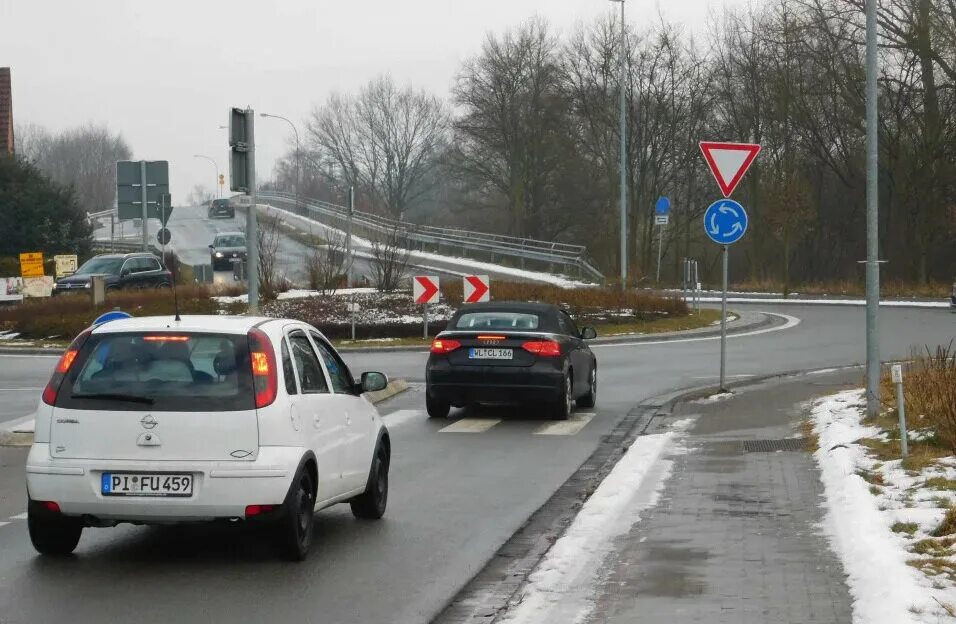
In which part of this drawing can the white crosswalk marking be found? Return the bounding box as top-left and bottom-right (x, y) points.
(9, 512), (27, 520)
(439, 418), (502, 433)
(534, 413), (596, 436)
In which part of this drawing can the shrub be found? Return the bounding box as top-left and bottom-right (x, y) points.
(881, 344), (956, 453)
(0, 285), (221, 340)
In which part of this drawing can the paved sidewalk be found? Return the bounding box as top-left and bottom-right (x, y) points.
(583, 372), (858, 624)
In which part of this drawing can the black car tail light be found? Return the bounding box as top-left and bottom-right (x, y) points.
(521, 340), (561, 357)
(431, 338), (461, 355)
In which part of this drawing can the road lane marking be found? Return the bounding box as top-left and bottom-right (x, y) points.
(439, 418), (501, 433)
(592, 312), (801, 350)
(383, 409), (424, 428)
(0, 522), (8, 529)
(0, 387), (43, 391)
(9, 513), (27, 520)
(534, 413), (595, 436)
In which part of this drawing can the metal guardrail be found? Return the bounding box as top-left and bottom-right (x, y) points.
(257, 191), (605, 282)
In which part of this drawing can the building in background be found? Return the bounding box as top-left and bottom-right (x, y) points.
(0, 68), (12, 154)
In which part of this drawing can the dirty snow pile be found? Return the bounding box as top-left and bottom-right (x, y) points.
(499, 430), (680, 624)
(810, 390), (956, 623)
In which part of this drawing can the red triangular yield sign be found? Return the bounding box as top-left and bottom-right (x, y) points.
(699, 142), (761, 198)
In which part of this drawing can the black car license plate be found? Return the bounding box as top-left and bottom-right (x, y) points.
(469, 348), (513, 360)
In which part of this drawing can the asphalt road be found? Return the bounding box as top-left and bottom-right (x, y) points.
(0, 303), (953, 623)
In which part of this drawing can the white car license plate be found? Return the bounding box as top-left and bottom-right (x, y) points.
(469, 348), (513, 360)
(102, 473), (194, 497)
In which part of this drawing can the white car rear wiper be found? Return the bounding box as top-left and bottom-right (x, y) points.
(71, 393), (155, 405)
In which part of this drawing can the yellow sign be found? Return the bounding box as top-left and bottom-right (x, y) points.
(19, 252), (45, 278)
(55, 254), (79, 278)
(219, 174), (225, 186)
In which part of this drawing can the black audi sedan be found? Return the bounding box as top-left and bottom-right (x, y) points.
(425, 302), (597, 420)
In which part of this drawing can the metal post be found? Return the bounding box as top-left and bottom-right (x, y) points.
(892, 364), (908, 458)
(720, 246), (728, 390)
(110, 214), (115, 254)
(616, 0), (628, 287)
(160, 195), (167, 263)
(246, 109), (259, 314)
(347, 186), (354, 288)
(656, 224), (664, 283)
(140, 160), (148, 251)
(351, 307), (357, 341)
(864, 0), (881, 418)
(423, 304), (429, 339)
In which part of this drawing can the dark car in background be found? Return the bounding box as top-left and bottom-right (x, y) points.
(207, 198), (235, 219)
(52, 253), (172, 295)
(209, 232), (247, 271)
(425, 302), (598, 420)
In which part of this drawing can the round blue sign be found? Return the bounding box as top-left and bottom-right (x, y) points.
(93, 310), (132, 326)
(703, 199), (749, 245)
(655, 196), (671, 215)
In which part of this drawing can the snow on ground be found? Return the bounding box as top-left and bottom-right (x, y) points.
(0, 330), (21, 340)
(259, 203), (592, 288)
(500, 431), (678, 624)
(692, 391), (735, 404)
(810, 390), (956, 623)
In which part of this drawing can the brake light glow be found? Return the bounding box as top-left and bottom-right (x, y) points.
(431, 338), (461, 355)
(143, 335), (190, 342)
(42, 328), (93, 405)
(248, 328), (278, 408)
(522, 340), (562, 357)
(477, 335), (507, 341)
(245, 504), (276, 517)
(39, 501), (61, 513)
(55, 349), (79, 374)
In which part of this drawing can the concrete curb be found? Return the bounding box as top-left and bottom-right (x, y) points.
(365, 378), (410, 404)
(0, 431), (32, 448)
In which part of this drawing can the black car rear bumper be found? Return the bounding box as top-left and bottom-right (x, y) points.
(427, 365), (565, 406)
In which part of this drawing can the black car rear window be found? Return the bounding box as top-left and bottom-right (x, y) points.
(453, 312), (541, 330)
(56, 333), (255, 412)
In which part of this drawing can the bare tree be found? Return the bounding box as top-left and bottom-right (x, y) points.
(370, 227), (411, 292)
(256, 215), (285, 300)
(307, 75), (449, 220)
(305, 228), (349, 294)
(14, 122), (132, 215)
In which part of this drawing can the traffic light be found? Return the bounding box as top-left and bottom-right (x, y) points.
(229, 107), (252, 192)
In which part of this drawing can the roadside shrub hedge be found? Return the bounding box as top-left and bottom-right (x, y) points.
(0, 285), (223, 340)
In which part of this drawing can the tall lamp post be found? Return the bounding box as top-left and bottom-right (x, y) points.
(864, 0), (881, 417)
(193, 154), (220, 199)
(609, 0), (628, 287)
(260, 112), (301, 213)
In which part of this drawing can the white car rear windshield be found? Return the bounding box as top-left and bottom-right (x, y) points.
(454, 312), (540, 330)
(55, 333), (255, 412)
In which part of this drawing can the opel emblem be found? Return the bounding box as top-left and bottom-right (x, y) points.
(140, 414), (158, 430)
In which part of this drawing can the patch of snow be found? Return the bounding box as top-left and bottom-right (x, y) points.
(810, 389), (956, 623)
(693, 392), (735, 404)
(500, 432), (675, 624)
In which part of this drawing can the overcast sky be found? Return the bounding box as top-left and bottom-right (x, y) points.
(4, 0), (747, 204)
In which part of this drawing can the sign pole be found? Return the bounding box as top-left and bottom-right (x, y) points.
(423, 304), (429, 339)
(864, 0), (881, 418)
(140, 160), (148, 252)
(246, 109), (259, 315)
(655, 227), (661, 283)
(347, 186), (354, 289)
(160, 195), (167, 263)
(720, 245), (729, 391)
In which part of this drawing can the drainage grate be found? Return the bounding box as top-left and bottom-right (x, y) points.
(743, 438), (806, 453)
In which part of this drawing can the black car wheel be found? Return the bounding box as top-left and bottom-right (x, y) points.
(548, 371), (573, 420)
(275, 468), (315, 561)
(28, 505), (83, 556)
(577, 365), (597, 409)
(426, 393), (451, 419)
(350, 445), (389, 520)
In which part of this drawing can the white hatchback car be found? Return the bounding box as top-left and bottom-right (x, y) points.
(26, 315), (391, 561)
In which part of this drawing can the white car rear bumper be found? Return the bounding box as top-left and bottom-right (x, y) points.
(25, 444), (304, 522)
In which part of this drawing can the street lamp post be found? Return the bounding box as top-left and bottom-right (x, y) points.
(610, 0), (627, 288)
(260, 113), (301, 214)
(193, 154), (220, 199)
(864, 0), (881, 417)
